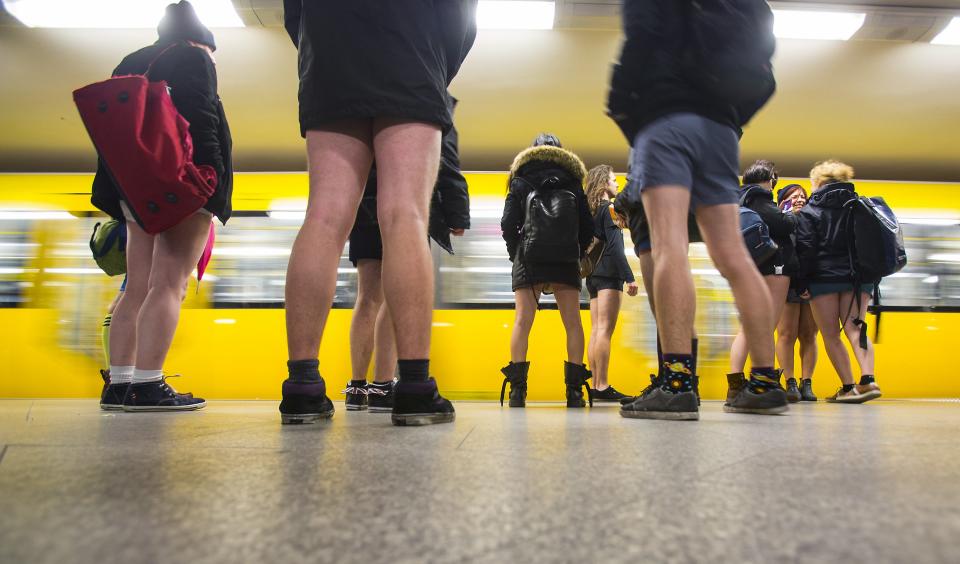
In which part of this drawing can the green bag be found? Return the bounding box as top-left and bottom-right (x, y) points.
(89, 219), (127, 276)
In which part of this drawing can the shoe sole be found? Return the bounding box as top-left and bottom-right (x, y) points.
(800, 397), (818, 402)
(281, 410), (335, 425)
(829, 391), (882, 404)
(723, 404), (789, 415)
(345, 405), (368, 411)
(391, 412), (456, 426)
(619, 409), (699, 421)
(786, 395), (801, 403)
(123, 401), (207, 412)
(100, 404), (123, 411)
(368, 406), (393, 413)
(592, 398), (626, 403)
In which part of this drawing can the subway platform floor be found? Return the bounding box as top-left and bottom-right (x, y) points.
(1, 399), (958, 564)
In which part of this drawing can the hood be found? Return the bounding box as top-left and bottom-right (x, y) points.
(739, 184), (773, 204)
(809, 181), (857, 209)
(508, 145), (587, 184)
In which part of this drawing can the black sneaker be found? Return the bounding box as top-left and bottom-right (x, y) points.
(620, 386), (699, 421)
(343, 380), (368, 411)
(280, 378), (334, 424)
(122, 377), (206, 412)
(391, 378), (455, 426)
(367, 380), (395, 413)
(723, 374), (788, 415)
(800, 379), (818, 402)
(619, 374), (659, 405)
(100, 382), (129, 411)
(785, 378), (801, 403)
(592, 385), (629, 403)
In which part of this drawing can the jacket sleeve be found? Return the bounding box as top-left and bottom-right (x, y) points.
(168, 47), (224, 179)
(735, 80), (775, 129)
(501, 178), (528, 262)
(437, 0), (477, 83)
(283, 0), (301, 47)
(436, 120), (470, 230)
(602, 207), (635, 283)
(793, 209), (818, 289)
(749, 192), (796, 240)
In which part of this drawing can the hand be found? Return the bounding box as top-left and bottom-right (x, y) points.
(626, 282), (639, 296)
(450, 228), (465, 236)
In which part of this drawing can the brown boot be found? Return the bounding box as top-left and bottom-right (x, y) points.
(725, 372), (746, 405)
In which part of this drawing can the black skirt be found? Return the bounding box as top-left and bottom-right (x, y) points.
(294, 0), (454, 136)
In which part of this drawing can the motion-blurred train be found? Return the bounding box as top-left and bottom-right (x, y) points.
(2, 172), (958, 401)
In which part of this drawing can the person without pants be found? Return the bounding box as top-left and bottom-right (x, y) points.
(499, 134), (594, 408)
(92, 0), (232, 412)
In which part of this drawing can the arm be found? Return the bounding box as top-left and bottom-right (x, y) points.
(167, 47), (224, 178)
(500, 178), (528, 261)
(283, 0), (302, 47)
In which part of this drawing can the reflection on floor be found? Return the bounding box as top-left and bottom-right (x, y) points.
(1, 400), (958, 563)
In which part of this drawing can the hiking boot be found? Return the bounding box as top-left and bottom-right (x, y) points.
(855, 381), (882, 402)
(499, 361), (529, 408)
(785, 378), (801, 403)
(724, 374), (788, 415)
(391, 378), (455, 426)
(591, 385), (629, 403)
(620, 374), (660, 405)
(564, 361), (593, 408)
(343, 380), (368, 411)
(800, 379), (817, 402)
(279, 378), (335, 424)
(367, 380), (395, 413)
(619, 385), (699, 421)
(725, 372), (747, 405)
(122, 377), (206, 412)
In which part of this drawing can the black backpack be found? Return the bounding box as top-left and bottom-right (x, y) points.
(682, 0), (777, 105)
(845, 196), (907, 284)
(739, 191), (777, 265)
(520, 176), (580, 264)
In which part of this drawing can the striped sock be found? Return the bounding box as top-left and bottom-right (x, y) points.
(101, 314), (112, 367)
(110, 365), (134, 385)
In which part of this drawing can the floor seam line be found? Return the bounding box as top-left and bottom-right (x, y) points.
(456, 425), (476, 450)
(0, 444), (7, 467)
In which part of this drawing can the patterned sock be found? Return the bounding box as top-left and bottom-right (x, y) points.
(859, 374), (875, 385)
(109, 365), (134, 385)
(131, 368), (163, 384)
(398, 359), (429, 382)
(101, 314), (112, 367)
(287, 359), (321, 383)
(661, 354), (694, 393)
(749, 366), (781, 392)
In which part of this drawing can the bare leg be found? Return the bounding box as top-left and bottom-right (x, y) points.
(510, 286), (541, 362)
(374, 119), (441, 360)
(109, 220), (154, 366)
(776, 303), (801, 380)
(588, 298), (599, 375)
(695, 203), (774, 367)
(591, 289), (622, 390)
(286, 122), (373, 361)
(373, 302), (397, 383)
(840, 291), (875, 376)
(798, 303), (819, 380)
(638, 252), (656, 316)
(350, 259), (384, 381)
(554, 284), (586, 364)
(810, 293), (855, 386)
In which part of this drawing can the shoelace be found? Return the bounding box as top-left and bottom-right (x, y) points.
(342, 385), (368, 395)
(367, 385), (391, 396)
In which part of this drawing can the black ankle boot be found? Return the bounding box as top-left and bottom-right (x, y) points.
(500, 362), (530, 408)
(564, 362), (592, 408)
(800, 378), (818, 402)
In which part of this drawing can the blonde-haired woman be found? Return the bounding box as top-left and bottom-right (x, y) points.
(584, 165), (638, 402)
(794, 160), (881, 403)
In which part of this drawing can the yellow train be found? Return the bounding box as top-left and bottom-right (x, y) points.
(1, 172), (959, 401)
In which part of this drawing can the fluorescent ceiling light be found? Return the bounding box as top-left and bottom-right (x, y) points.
(477, 1), (554, 30)
(932, 17), (960, 45)
(4, 0), (243, 28)
(773, 9), (865, 40)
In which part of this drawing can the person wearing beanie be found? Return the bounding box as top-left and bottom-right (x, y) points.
(90, 0), (233, 412)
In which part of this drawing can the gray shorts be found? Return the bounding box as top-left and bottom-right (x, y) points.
(629, 112), (740, 209)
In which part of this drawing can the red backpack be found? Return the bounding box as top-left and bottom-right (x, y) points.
(74, 45), (217, 234)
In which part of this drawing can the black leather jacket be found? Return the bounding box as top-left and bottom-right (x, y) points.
(740, 184), (797, 276)
(794, 182), (859, 287)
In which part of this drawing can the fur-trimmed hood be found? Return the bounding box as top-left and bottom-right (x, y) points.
(508, 145), (587, 184)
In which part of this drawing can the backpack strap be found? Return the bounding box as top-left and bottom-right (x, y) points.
(144, 42), (185, 79)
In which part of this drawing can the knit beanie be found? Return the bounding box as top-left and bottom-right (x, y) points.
(158, 1), (216, 51)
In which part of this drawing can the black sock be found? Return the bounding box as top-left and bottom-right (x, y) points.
(842, 383), (855, 393)
(398, 359), (429, 382)
(859, 374), (875, 385)
(350, 379), (367, 387)
(662, 353), (694, 392)
(287, 359), (321, 383)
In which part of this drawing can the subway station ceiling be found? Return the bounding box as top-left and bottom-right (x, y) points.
(0, 0), (959, 181)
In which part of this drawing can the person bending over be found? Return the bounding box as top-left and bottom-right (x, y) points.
(92, 1), (232, 412)
(794, 161), (881, 404)
(499, 134), (594, 408)
(584, 165), (638, 402)
(279, 0), (476, 426)
(608, 0), (787, 420)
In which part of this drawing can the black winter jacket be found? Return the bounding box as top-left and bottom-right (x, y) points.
(739, 184), (797, 276)
(607, 0), (774, 145)
(501, 146), (592, 290)
(794, 182), (860, 287)
(590, 203), (635, 283)
(90, 41), (233, 224)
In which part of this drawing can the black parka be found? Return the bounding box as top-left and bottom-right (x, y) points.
(794, 182), (860, 288)
(90, 42), (233, 224)
(739, 184), (798, 276)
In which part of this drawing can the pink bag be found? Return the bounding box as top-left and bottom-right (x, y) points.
(196, 221), (215, 282)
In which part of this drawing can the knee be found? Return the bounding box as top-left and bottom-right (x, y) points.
(777, 328), (798, 344)
(377, 202), (427, 233)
